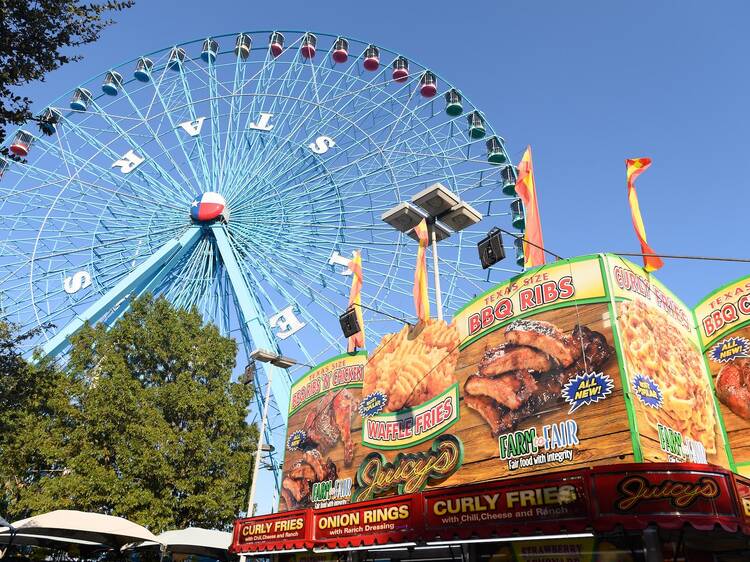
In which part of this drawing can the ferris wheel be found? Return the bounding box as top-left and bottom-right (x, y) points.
(0, 30), (525, 499)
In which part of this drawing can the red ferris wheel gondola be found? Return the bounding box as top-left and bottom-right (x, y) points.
(300, 33), (317, 59)
(420, 71), (437, 97)
(332, 37), (349, 63)
(363, 45), (380, 71)
(269, 32), (285, 58)
(392, 56), (409, 82)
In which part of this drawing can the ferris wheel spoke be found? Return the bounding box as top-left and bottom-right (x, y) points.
(234, 239), (352, 352)
(81, 100), (198, 198)
(145, 69), (212, 193)
(38, 123), (183, 205)
(113, 86), (207, 196)
(232, 256), (334, 367)
(56, 112), (188, 201)
(1, 165), (184, 213)
(220, 56), (251, 190)
(210, 223), (292, 418)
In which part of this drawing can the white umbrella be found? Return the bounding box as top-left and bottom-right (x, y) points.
(5, 510), (159, 548)
(0, 532), (107, 550)
(135, 528), (231, 559)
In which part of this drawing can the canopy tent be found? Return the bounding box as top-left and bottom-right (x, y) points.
(0, 510), (158, 548)
(0, 532), (108, 557)
(135, 528), (232, 560)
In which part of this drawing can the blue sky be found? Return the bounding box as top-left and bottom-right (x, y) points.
(17, 0), (750, 306)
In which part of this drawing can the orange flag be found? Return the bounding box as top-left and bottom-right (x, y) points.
(412, 219), (430, 321)
(347, 250), (365, 351)
(515, 146), (546, 268)
(626, 158), (663, 272)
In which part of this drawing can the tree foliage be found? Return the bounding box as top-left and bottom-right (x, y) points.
(0, 0), (134, 150)
(1, 296), (256, 532)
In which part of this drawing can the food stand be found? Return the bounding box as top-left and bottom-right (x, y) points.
(231, 254), (750, 561)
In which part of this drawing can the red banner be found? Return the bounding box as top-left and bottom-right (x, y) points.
(592, 463), (739, 532)
(313, 493), (422, 548)
(423, 471), (589, 539)
(231, 463), (750, 554)
(232, 509), (311, 553)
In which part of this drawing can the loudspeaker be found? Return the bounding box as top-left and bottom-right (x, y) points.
(478, 228), (505, 269)
(242, 360), (256, 385)
(339, 308), (361, 338)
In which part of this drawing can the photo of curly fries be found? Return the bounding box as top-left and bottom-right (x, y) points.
(363, 318), (460, 412)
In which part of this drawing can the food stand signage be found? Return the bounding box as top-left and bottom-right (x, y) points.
(592, 465), (736, 522)
(233, 510), (311, 552)
(312, 494), (421, 547)
(279, 254), (734, 513)
(231, 464), (750, 554)
(604, 255), (731, 468)
(423, 473), (588, 533)
(695, 274), (750, 476)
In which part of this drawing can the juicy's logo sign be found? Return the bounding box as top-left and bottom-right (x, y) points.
(352, 434), (463, 502)
(615, 475), (720, 511)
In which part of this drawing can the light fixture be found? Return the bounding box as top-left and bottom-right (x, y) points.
(242, 360), (256, 385)
(339, 307), (361, 339)
(381, 201), (428, 233)
(477, 227), (505, 269)
(412, 183), (460, 216)
(314, 541), (417, 554)
(249, 348), (297, 368)
(440, 201), (482, 232)
(382, 182), (483, 321)
(426, 532), (594, 546)
(371, 541), (417, 550)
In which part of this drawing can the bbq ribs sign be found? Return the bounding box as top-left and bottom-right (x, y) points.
(278, 254), (733, 512)
(696, 273), (750, 477)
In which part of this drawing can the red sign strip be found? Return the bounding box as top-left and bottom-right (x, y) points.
(423, 470), (590, 540)
(232, 509), (311, 553)
(313, 493), (422, 549)
(591, 463), (741, 533)
(231, 463), (750, 553)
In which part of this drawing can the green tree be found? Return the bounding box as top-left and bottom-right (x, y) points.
(0, 1), (134, 151)
(1, 296), (256, 532)
(0, 322), (63, 517)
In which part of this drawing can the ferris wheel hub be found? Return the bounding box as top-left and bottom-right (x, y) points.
(190, 191), (228, 223)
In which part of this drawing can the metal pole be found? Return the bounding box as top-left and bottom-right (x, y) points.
(247, 368), (273, 516)
(430, 226), (443, 321)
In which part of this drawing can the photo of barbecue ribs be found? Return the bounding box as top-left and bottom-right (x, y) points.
(464, 320), (613, 436)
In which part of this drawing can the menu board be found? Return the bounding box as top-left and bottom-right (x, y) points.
(604, 255), (731, 468)
(695, 275), (750, 475)
(278, 256), (637, 512)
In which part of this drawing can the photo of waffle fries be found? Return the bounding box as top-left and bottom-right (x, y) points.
(617, 299), (718, 455)
(363, 318), (460, 412)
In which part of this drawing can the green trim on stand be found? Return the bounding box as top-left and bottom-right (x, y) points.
(693, 307), (737, 472)
(601, 254), (644, 462)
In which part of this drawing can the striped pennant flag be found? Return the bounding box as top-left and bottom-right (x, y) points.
(412, 219), (430, 321)
(626, 158), (664, 272)
(347, 250), (365, 351)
